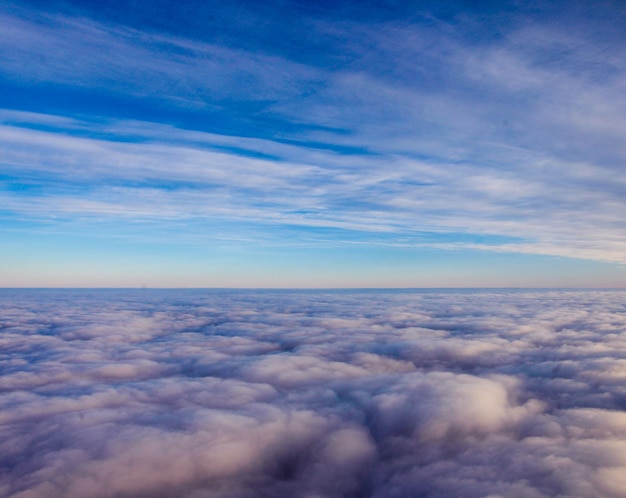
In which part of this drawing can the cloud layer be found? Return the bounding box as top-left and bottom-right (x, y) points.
(1, 1), (626, 266)
(2, 289), (626, 497)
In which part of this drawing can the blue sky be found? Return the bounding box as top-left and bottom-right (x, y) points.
(1, 0), (625, 287)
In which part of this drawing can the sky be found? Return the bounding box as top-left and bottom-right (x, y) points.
(2, 288), (626, 497)
(1, 0), (626, 287)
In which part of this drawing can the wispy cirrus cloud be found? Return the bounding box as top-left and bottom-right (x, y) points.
(2, 108), (626, 262)
(1, 1), (625, 272)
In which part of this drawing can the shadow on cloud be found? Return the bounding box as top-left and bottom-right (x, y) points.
(1, 289), (626, 497)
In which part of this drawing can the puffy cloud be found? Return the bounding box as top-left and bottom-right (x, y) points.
(1, 289), (626, 497)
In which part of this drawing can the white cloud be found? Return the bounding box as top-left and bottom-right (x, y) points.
(2, 290), (626, 496)
(1, 4), (625, 264)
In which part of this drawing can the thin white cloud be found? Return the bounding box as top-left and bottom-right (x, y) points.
(1, 5), (625, 264)
(3, 112), (626, 262)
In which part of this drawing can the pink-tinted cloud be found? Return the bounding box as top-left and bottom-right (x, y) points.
(1, 289), (626, 497)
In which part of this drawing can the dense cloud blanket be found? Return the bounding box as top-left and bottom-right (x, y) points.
(1, 289), (626, 497)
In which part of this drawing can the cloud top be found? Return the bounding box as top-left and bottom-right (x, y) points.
(1, 289), (626, 497)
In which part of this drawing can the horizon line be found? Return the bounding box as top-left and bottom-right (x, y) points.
(2, 286), (625, 291)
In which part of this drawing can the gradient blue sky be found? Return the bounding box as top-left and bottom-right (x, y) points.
(1, 0), (625, 287)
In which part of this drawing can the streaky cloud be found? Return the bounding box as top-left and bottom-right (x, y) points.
(1, 0), (626, 267)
